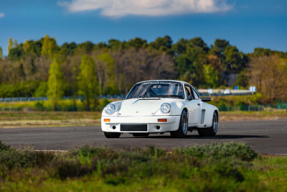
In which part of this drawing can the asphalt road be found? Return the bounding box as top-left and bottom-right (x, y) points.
(0, 119), (287, 155)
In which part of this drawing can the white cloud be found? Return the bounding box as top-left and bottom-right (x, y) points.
(59, 0), (232, 17)
(0, 13), (4, 18)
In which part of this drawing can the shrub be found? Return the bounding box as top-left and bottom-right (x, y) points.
(54, 158), (93, 180)
(0, 140), (11, 151)
(100, 98), (111, 110)
(174, 142), (258, 161)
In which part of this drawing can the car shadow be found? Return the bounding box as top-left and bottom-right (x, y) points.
(128, 134), (269, 139)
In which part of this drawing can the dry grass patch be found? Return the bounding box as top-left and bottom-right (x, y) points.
(0, 112), (101, 128)
(220, 111), (287, 121)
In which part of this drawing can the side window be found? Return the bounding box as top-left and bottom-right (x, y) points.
(192, 88), (199, 99)
(185, 85), (194, 100)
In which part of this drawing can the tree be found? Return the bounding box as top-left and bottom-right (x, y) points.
(96, 52), (115, 95)
(78, 55), (98, 111)
(188, 37), (209, 53)
(223, 45), (248, 73)
(41, 35), (57, 56)
(235, 69), (249, 88)
(203, 65), (219, 88)
(47, 59), (65, 109)
(8, 38), (13, 55)
(13, 40), (18, 48)
(48, 37), (57, 55)
(172, 38), (188, 54)
(126, 37), (147, 49)
(108, 39), (123, 51)
(18, 63), (26, 79)
(209, 39), (229, 57)
(0, 47), (2, 59)
(149, 36), (172, 52)
(23, 39), (31, 53)
(41, 35), (50, 56)
(249, 56), (287, 102)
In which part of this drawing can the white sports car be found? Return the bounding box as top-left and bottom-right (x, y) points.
(101, 80), (219, 138)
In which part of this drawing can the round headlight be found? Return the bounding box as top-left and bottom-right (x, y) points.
(104, 104), (116, 115)
(160, 103), (171, 114)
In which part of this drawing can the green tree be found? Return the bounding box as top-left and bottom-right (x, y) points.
(23, 39), (31, 52)
(172, 38), (188, 54)
(47, 59), (65, 109)
(209, 39), (229, 57)
(188, 37), (209, 53)
(78, 55), (98, 111)
(235, 69), (249, 88)
(126, 37), (147, 49)
(203, 65), (219, 88)
(0, 47), (2, 59)
(97, 52), (116, 95)
(34, 82), (48, 97)
(149, 36), (172, 52)
(8, 38), (13, 55)
(41, 35), (49, 56)
(223, 45), (247, 73)
(48, 37), (57, 55)
(13, 40), (18, 48)
(108, 39), (123, 51)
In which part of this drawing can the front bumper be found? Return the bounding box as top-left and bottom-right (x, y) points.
(101, 116), (180, 133)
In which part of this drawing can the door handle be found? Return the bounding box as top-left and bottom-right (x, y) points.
(197, 103), (200, 106)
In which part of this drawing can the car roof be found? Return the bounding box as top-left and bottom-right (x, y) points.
(136, 80), (187, 84)
(136, 80), (196, 89)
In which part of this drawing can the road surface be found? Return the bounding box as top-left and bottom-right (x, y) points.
(0, 119), (287, 155)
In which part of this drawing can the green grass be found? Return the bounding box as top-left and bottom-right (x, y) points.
(0, 98), (112, 111)
(0, 141), (287, 191)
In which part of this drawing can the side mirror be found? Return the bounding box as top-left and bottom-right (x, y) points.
(201, 98), (211, 102)
(188, 95), (193, 100)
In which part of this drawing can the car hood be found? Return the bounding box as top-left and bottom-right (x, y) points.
(119, 98), (166, 116)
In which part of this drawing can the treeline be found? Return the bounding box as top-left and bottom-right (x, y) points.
(0, 35), (286, 101)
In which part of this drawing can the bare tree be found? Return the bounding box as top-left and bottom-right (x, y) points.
(249, 55), (287, 102)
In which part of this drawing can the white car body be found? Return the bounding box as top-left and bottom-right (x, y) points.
(101, 80), (219, 137)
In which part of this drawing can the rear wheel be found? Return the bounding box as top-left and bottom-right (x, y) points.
(198, 111), (218, 136)
(170, 110), (188, 138)
(132, 133), (149, 137)
(104, 132), (121, 138)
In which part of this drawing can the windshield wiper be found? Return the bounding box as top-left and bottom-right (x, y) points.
(158, 95), (183, 99)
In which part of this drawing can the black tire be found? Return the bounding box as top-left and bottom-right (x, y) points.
(198, 111), (218, 136)
(170, 110), (188, 138)
(132, 133), (149, 137)
(104, 132), (121, 138)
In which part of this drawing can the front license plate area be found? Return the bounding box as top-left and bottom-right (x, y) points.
(120, 124), (147, 131)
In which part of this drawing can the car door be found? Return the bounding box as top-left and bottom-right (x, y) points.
(185, 85), (200, 126)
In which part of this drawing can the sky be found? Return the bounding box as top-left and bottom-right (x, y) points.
(0, 0), (286, 56)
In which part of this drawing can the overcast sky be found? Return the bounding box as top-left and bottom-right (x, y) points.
(0, 0), (286, 56)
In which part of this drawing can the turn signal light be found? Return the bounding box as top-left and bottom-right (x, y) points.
(158, 119), (167, 122)
(104, 119), (110, 122)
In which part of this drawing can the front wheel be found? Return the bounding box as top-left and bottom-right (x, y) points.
(104, 132), (121, 138)
(170, 110), (188, 138)
(198, 111), (218, 136)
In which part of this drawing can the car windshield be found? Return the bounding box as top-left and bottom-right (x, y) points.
(126, 81), (184, 99)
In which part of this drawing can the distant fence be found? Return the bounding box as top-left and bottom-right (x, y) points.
(0, 92), (252, 103)
(218, 104), (287, 112)
(0, 95), (126, 103)
(1, 104), (287, 112)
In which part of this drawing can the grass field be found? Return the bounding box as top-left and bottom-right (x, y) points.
(0, 141), (286, 191)
(0, 111), (286, 128)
